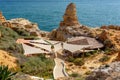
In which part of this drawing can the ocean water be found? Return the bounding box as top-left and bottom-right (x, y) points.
(0, 0), (120, 31)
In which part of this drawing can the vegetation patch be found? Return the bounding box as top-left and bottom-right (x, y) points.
(21, 55), (54, 78)
(99, 55), (110, 62)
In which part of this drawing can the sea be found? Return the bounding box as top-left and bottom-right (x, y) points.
(0, 0), (120, 31)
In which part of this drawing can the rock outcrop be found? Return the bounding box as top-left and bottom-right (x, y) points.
(8, 18), (39, 31)
(116, 52), (120, 61)
(101, 25), (120, 30)
(0, 11), (41, 36)
(60, 3), (80, 27)
(86, 61), (120, 80)
(98, 28), (120, 50)
(0, 11), (6, 23)
(49, 3), (97, 41)
(2, 18), (40, 36)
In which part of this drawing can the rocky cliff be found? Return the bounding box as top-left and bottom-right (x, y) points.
(49, 3), (96, 41)
(8, 18), (40, 36)
(0, 50), (19, 70)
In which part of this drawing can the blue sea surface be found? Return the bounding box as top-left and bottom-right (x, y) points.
(0, 0), (120, 31)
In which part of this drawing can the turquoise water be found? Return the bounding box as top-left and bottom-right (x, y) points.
(0, 0), (120, 31)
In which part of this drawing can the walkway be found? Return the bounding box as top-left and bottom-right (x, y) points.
(53, 58), (69, 79)
(20, 38), (104, 55)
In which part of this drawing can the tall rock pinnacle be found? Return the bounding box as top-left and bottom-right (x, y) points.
(0, 11), (6, 23)
(60, 3), (80, 27)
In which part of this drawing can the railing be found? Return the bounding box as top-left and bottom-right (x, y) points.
(61, 62), (69, 77)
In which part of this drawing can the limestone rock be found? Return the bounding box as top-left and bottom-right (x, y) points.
(117, 52), (120, 61)
(8, 18), (40, 36)
(0, 50), (19, 70)
(86, 61), (120, 80)
(2, 22), (13, 28)
(60, 3), (80, 27)
(49, 3), (97, 41)
(98, 30), (114, 48)
(0, 11), (6, 23)
(101, 25), (120, 30)
(50, 25), (97, 41)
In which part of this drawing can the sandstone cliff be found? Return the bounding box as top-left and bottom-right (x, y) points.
(0, 50), (19, 70)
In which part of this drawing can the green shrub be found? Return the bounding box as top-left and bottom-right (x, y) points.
(85, 71), (91, 75)
(14, 28), (30, 36)
(99, 56), (110, 62)
(21, 55), (54, 78)
(104, 48), (113, 55)
(84, 52), (91, 57)
(73, 58), (85, 66)
(67, 57), (75, 62)
(0, 65), (16, 80)
(70, 72), (79, 77)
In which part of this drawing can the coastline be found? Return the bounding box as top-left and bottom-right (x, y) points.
(0, 2), (120, 80)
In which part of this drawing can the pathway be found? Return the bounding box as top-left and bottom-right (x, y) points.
(53, 58), (69, 79)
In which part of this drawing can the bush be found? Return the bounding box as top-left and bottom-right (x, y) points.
(99, 56), (110, 62)
(84, 52), (92, 57)
(85, 71), (92, 75)
(21, 55), (54, 78)
(73, 58), (85, 66)
(67, 57), (75, 62)
(14, 28), (30, 36)
(70, 72), (79, 77)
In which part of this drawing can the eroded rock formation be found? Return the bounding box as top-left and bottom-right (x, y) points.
(0, 11), (6, 23)
(60, 3), (80, 27)
(49, 3), (97, 41)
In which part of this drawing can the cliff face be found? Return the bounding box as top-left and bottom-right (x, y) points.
(60, 3), (80, 27)
(0, 50), (18, 70)
(0, 11), (6, 23)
